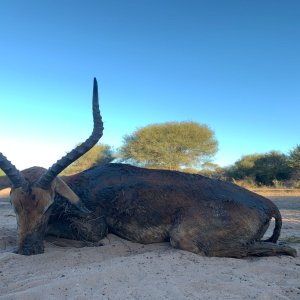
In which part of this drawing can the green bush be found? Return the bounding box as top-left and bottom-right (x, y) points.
(61, 144), (114, 175)
(226, 151), (292, 186)
(119, 121), (218, 171)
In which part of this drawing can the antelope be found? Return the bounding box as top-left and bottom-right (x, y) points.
(0, 79), (297, 257)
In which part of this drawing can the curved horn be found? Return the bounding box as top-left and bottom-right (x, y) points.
(36, 78), (104, 189)
(0, 153), (25, 188)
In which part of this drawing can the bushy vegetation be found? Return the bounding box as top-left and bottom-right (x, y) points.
(289, 145), (300, 183)
(1, 119), (297, 190)
(61, 144), (114, 175)
(289, 145), (300, 169)
(119, 122), (218, 170)
(199, 163), (228, 181)
(226, 151), (292, 186)
(201, 145), (300, 188)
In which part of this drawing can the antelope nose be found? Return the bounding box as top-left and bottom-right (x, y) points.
(18, 232), (45, 255)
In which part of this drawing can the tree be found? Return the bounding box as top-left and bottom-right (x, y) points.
(289, 145), (300, 181)
(119, 122), (218, 170)
(226, 154), (264, 180)
(0, 169), (4, 176)
(62, 144), (114, 175)
(253, 151), (292, 185)
(289, 145), (300, 170)
(199, 163), (229, 181)
(227, 151), (292, 186)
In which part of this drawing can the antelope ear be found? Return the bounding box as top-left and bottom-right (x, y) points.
(0, 176), (11, 191)
(55, 177), (90, 214)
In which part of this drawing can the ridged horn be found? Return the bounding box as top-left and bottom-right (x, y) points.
(36, 78), (104, 189)
(0, 153), (25, 188)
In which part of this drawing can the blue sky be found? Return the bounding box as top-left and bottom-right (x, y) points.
(0, 1), (299, 170)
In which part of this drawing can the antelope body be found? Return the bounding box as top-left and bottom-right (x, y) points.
(0, 79), (297, 257)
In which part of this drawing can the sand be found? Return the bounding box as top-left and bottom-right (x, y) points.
(0, 194), (299, 300)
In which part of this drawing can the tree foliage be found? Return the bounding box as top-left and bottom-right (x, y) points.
(61, 144), (114, 175)
(226, 154), (264, 180)
(227, 151), (292, 186)
(289, 145), (300, 181)
(289, 145), (300, 170)
(254, 152), (292, 185)
(119, 122), (218, 170)
(199, 163), (229, 181)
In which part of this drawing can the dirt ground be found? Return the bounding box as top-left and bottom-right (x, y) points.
(0, 193), (299, 300)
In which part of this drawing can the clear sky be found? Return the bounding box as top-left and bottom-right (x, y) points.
(0, 1), (299, 170)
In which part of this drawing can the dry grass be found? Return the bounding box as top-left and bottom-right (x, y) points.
(252, 189), (300, 197)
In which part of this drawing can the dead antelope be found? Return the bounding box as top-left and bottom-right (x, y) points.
(0, 79), (297, 258)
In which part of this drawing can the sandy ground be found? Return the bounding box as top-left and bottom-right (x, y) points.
(0, 193), (299, 300)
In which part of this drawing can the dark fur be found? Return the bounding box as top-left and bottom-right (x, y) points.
(45, 163), (296, 258)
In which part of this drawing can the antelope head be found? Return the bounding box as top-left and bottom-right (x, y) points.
(0, 78), (103, 255)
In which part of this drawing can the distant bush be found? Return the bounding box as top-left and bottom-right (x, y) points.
(289, 145), (300, 170)
(226, 151), (292, 186)
(199, 165), (229, 181)
(232, 177), (258, 189)
(292, 181), (300, 189)
(119, 121), (218, 170)
(61, 144), (114, 175)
